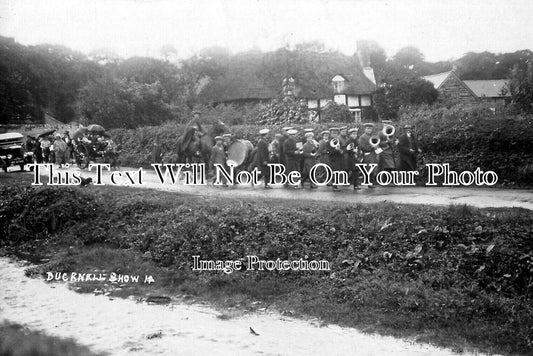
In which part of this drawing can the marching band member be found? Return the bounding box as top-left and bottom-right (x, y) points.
(222, 133), (233, 149)
(346, 128), (361, 190)
(301, 132), (318, 189)
(328, 127), (343, 191)
(357, 123), (378, 188)
(378, 120), (397, 173)
(282, 129), (300, 189)
(257, 129), (272, 189)
(268, 133), (282, 164)
(317, 130), (331, 166)
(339, 126), (350, 176)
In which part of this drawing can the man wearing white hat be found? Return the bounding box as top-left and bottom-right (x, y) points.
(257, 129), (272, 188)
(301, 132), (318, 189)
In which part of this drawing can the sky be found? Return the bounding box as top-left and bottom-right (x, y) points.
(0, 0), (532, 62)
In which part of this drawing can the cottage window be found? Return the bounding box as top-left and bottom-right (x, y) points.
(334, 94), (346, 106)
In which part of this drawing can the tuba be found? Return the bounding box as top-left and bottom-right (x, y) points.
(382, 124), (395, 138)
(329, 138), (340, 150)
(369, 136), (380, 148)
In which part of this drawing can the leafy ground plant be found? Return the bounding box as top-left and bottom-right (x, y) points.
(1, 175), (532, 355)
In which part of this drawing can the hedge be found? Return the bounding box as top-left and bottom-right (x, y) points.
(108, 103), (533, 186)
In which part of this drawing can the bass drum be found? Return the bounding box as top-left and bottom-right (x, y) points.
(226, 139), (253, 167)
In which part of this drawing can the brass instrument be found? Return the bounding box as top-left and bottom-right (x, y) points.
(296, 142), (304, 154)
(346, 142), (355, 151)
(369, 136), (380, 148)
(329, 138), (340, 150)
(382, 124), (395, 137)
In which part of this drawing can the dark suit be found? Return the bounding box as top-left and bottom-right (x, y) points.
(278, 134), (288, 167)
(256, 138), (270, 184)
(397, 133), (419, 171)
(358, 132), (378, 184)
(282, 136), (299, 173)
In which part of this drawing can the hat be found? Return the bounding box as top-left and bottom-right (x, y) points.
(382, 120), (393, 125)
(339, 126), (348, 131)
(275, 133), (283, 138)
(404, 124), (412, 129)
(304, 132), (314, 138)
(348, 128), (358, 134)
(214, 136), (223, 141)
(330, 127), (340, 132)
(304, 128), (314, 133)
(287, 129), (298, 135)
(259, 129), (270, 135)
(282, 126), (294, 131)
(222, 133), (232, 137)
(321, 130), (330, 136)
(363, 123), (375, 128)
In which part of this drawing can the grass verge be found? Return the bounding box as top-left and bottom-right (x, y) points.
(1, 174), (532, 355)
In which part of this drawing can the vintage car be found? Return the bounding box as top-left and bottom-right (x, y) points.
(0, 132), (32, 172)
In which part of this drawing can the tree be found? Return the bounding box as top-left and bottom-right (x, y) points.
(508, 61), (533, 113)
(160, 45), (178, 62)
(76, 72), (177, 129)
(374, 74), (439, 120)
(393, 46), (424, 69)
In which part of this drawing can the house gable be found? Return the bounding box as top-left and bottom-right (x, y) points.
(423, 71), (478, 102)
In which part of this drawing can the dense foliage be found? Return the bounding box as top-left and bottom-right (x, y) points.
(1, 183), (532, 354)
(398, 103), (533, 185)
(3, 35), (533, 127)
(108, 103), (533, 186)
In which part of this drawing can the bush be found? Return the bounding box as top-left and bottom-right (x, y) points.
(1, 186), (101, 245)
(397, 103), (533, 185)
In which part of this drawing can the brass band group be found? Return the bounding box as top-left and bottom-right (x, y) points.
(210, 122), (422, 190)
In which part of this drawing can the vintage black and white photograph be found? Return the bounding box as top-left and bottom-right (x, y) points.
(0, 0), (532, 355)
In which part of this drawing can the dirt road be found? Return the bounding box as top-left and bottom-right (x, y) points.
(15, 164), (533, 210)
(0, 257), (495, 356)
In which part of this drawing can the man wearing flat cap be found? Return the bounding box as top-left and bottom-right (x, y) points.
(256, 129), (272, 188)
(398, 124), (421, 172)
(282, 129), (300, 188)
